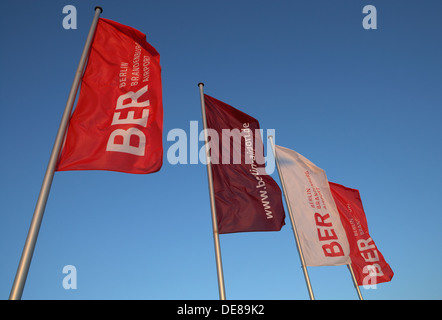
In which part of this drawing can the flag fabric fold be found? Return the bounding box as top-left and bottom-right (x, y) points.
(329, 182), (394, 286)
(56, 18), (163, 174)
(204, 94), (285, 234)
(274, 145), (351, 266)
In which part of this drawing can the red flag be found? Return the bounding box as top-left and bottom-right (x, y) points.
(204, 94), (285, 234)
(56, 18), (163, 174)
(329, 182), (394, 286)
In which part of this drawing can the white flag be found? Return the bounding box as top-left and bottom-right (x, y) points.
(275, 145), (350, 266)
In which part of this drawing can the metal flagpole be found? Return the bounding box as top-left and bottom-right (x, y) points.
(347, 263), (364, 300)
(198, 83), (227, 300)
(9, 7), (103, 300)
(268, 136), (315, 300)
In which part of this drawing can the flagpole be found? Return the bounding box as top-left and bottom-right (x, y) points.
(198, 83), (227, 300)
(268, 136), (315, 300)
(9, 7), (103, 300)
(347, 263), (364, 300)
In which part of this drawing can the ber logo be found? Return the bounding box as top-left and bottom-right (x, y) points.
(314, 212), (345, 257)
(106, 85), (150, 156)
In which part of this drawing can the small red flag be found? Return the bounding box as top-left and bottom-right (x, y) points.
(56, 18), (163, 174)
(204, 94), (285, 234)
(329, 182), (394, 286)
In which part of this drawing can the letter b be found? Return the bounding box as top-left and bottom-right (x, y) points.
(322, 242), (344, 257)
(107, 128), (146, 156)
(362, 265), (379, 289)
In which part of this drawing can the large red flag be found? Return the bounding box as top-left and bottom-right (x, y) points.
(329, 182), (394, 286)
(204, 94), (285, 234)
(56, 18), (163, 174)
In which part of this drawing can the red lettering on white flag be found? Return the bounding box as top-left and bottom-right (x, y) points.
(275, 145), (350, 266)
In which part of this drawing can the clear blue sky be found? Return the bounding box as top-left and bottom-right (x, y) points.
(1, 0), (441, 300)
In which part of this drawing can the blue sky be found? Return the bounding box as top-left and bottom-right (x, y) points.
(1, 0), (441, 300)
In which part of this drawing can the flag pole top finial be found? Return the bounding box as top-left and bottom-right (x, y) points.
(198, 82), (205, 87)
(95, 6), (103, 13)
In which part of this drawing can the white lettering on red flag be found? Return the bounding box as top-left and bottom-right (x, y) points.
(56, 18), (163, 174)
(329, 182), (394, 285)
